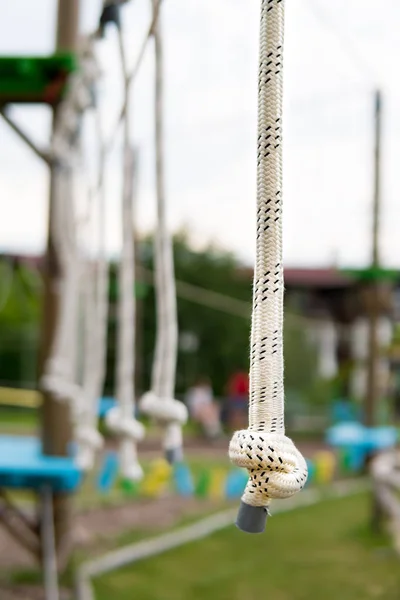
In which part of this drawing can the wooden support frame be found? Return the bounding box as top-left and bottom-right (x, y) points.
(0, 488), (40, 558)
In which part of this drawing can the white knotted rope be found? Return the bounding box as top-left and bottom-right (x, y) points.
(110, 144), (145, 480)
(103, 22), (145, 480)
(41, 161), (81, 406)
(139, 0), (187, 461)
(75, 110), (109, 471)
(229, 0), (307, 525)
(41, 38), (107, 469)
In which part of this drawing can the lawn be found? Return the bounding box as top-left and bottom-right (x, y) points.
(0, 407), (37, 434)
(93, 493), (400, 600)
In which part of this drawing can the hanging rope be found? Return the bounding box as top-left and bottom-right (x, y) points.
(105, 16), (145, 480)
(75, 107), (109, 470)
(40, 162), (81, 406)
(106, 146), (145, 480)
(139, 0), (188, 464)
(229, 0), (307, 534)
(41, 38), (106, 468)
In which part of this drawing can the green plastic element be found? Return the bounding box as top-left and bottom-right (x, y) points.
(195, 469), (211, 498)
(394, 323), (400, 337)
(341, 267), (398, 282)
(0, 54), (77, 105)
(338, 448), (352, 473)
(119, 478), (140, 496)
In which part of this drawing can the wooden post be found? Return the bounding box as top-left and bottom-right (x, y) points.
(364, 89), (382, 428)
(39, 0), (80, 567)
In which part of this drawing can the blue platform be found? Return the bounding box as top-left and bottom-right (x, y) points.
(326, 422), (398, 451)
(0, 435), (82, 492)
(326, 422), (398, 471)
(98, 396), (117, 418)
(98, 396), (139, 419)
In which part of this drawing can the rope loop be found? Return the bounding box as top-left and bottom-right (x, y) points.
(75, 425), (104, 471)
(229, 431), (308, 507)
(139, 391), (188, 426)
(140, 391), (187, 461)
(41, 358), (81, 404)
(105, 406), (145, 442)
(105, 406), (145, 481)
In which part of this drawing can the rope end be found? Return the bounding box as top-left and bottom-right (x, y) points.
(235, 500), (269, 534)
(165, 447), (183, 465)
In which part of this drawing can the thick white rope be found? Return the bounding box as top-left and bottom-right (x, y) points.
(107, 148), (144, 475)
(75, 109), (110, 471)
(41, 162), (82, 405)
(103, 19), (145, 480)
(139, 0), (187, 462)
(110, 144), (145, 480)
(41, 39), (106, 468)
(229, 0), (307, 531)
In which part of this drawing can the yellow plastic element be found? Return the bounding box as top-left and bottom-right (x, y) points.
(140, 459), (172, 497)
(208, 468), (227, 500)
(0, 387), (41, 409)
(314, 451), (336, 484)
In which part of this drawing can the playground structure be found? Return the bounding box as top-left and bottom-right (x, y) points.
(371, 448), (400, 551)
(0, 0), (181, 596)
(0, 0), (400, 598)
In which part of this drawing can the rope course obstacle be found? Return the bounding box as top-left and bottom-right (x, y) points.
(2, 1), (395, 598)
(229, 0), (308, 534)
(0, 0), (169, 596)
(139, 0), (188, 465)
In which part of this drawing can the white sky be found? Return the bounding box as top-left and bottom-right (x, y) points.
(0, 0), (400, 267)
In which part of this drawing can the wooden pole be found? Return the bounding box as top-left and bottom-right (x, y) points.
(364, 89), (382, 428)
(39, 0), (80, 567)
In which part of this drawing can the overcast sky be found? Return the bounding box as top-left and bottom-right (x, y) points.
(1, 0), (400, 267)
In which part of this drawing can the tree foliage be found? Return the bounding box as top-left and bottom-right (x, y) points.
(137, 231), (252, 396)
(0, 260), (41, 386)
(0, 238), (327, 405)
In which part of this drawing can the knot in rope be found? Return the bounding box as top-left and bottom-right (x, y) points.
(139, 392), (188, 426)
(75, 425), (104, 471)
(105, 406), (145, 442)
(105, 406), (145, 481)
(229, 431), (308, 507)
(41, 357), (81, 404)
(140, 392), (188, 462)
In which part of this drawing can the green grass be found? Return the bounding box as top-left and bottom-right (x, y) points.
(0, 407), (37, 434)
(93, 493), (400, 600)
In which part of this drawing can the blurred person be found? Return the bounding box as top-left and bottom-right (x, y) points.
(225, 369), (249, 429)
(186, 376), (221, 439)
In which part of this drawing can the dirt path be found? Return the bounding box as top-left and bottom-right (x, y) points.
(0, 585), (71, 600)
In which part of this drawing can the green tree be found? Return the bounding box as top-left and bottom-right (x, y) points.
(0, 259), (41, 387)
(136, 231), (252, 397)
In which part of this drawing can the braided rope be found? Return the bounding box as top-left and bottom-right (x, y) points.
(107, 144), (145, 480)
(41, 163), (81, 405)
(139, 0), (187, 462)
(41, 39), (108, 470)
(229, 0), (307, 533)
(103, 22), (145, 480)
(75, 113), (109, 470)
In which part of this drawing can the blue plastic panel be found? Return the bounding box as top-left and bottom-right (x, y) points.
(0, 435), (81, 492)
